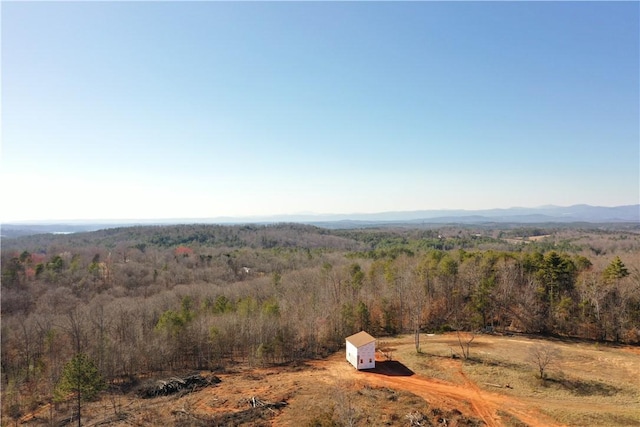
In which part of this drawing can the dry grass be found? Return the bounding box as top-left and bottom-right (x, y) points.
(394, 333), (640, 427)
(10, 333), (640, 426)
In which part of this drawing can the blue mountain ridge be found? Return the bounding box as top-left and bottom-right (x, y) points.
(2, 205), (638, 236)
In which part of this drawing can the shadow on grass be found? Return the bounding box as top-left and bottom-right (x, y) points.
(510, 332), (633, 350)
(464, 356), (528, 371)
(545, 377), (623, 396)
(366, 360), (415, 377)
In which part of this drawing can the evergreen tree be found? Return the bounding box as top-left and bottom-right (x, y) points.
(55, 353), (105, 426)
(602, 256), (629, 284)
(356, 301), (371, 332)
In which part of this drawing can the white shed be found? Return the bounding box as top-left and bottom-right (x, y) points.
(345, 331), (376, 370)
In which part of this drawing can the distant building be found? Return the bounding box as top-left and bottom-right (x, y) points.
(345, 331), (376, 370)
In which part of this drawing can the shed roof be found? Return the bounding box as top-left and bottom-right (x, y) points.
(346, 331), (376, 348)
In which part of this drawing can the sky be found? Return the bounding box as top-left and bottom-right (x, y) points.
(2, 1), (639, 222)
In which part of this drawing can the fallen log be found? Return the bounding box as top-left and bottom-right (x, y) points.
(243, 396), (288, 410)
(483, 382), (503, 388)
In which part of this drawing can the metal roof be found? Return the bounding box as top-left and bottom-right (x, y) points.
(346, 331), (376, 348)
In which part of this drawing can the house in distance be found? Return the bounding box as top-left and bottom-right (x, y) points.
(346, 331), (376, 370)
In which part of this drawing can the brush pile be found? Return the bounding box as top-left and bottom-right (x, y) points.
(137, 373), (221, 398)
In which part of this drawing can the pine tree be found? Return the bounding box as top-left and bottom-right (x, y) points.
(602, 256), (629, 284)
(55, 353), (105, 426)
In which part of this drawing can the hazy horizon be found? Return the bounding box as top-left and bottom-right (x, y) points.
(2, 2), (638, 222)
(3, 203), (638, 225)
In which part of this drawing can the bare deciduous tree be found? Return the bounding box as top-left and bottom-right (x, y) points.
(528, 343), (561, 380)
(456, 330), (475, 360)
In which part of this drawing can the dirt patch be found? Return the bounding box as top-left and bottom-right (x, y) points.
(13, 334), (640, 426)
(353, 354), (558, 427)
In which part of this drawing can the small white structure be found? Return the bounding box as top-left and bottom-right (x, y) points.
(345, 331), (376, 370)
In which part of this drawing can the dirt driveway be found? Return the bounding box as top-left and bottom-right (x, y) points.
(16, 334), (638, 426)
(356, 358), (561, 426)
(309, 353), (563, 427)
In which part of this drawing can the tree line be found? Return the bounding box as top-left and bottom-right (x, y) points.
(1, 223), (639, 421)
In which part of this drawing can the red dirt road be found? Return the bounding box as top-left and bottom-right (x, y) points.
(314, 354), (564, 427)
(22, 334), (639, 426)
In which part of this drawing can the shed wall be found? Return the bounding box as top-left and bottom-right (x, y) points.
(357, 341), (375, 370)
(346, 340), (375, 370)
(346, 341), (358, 368)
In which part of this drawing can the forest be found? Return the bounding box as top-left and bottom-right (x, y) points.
(2, 222), (639, 421)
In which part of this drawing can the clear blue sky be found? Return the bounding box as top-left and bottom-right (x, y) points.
(2, 1), (638, 221)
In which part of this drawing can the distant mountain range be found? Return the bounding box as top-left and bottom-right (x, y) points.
(224, 204), (640, 224)
(2, 204), (639, 237)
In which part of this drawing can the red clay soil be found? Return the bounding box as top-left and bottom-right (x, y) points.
(17, 351), (569, 426)
(331, 354), (564, 427)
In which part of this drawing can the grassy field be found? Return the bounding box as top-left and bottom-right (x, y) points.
(13, 333), (640, 426)
(393, 333), (640, 426)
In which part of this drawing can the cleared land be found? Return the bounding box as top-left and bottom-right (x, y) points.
(18, 333), (640, 426)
